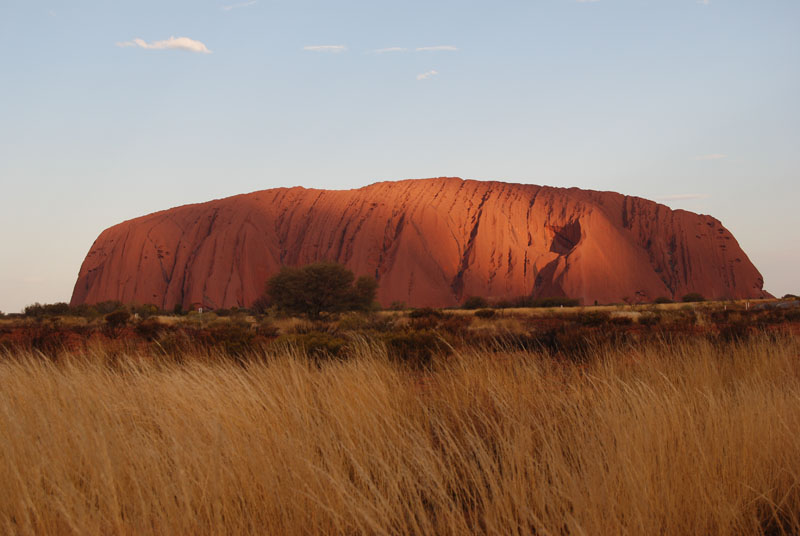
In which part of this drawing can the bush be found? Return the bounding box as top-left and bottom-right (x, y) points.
(69, 304), (101, 318)
(16, 324), (89, 355)
(104, 310), (131, 338)
(23, 302), (70, 317)
(682, 293), (705, 303)
(785, 309), (800, 322)
(196, 322), (255, 357)
(264, 263), (378, 319)
(353, 276), (379, 311)
(384, 330), (447, 369)
(474, 309), (496, 319)
(337, 313), (370, 331)
(154, 329), (192, 358)
(709, 310), (733, 325)
(638, 313), (662, 327)
(131, 304), (160, 319)
(135, 318), (163, 341)
(256, 320), (279, 338)
(511, 296), (580, 309)
(251, 295), (271, 315)
(388, 301), (407, 311)
(438, 314), (473, 335)
(94, 301), (124, 315)
(408, 307), (443, 319)
(462, 296), (488, 310)
(610, 316), (633, 326)
(672, 309), (698, 328)
(718, 321), (751, 343)
(339, 314), (397, 333)
(528, 326), (593, 361)
(275, 332), (348, 360)
(574, 312), (609, 327)
(654, 296), (674, 304)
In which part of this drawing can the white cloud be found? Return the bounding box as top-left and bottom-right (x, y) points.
(47, 9), (56, 16)
(417, 70), (439, 80)
(698, 0), (711, 4)
(694, 154), (727, 161)
(655, 194), (711, 201)
(116, 36), (212, 54)
(372, 47), (408, 54)
(303, 45), (347, 53)
(577, 0), (600, 2)
(416, 46), (459, 52)
(222, 0), (257, 10)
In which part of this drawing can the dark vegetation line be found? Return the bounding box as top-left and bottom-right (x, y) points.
(4, 262), (797, 366)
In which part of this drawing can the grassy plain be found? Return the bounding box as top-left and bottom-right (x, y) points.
(2, 307), (800, 535)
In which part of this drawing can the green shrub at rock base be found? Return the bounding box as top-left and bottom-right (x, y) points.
(265, 263), (377, 319)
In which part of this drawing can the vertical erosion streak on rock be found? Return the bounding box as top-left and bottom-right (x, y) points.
(70, 177), (771, 308)
(450, 188), (492, 300)
(177, 208), (219, 309)
(375, 212), (406, 282)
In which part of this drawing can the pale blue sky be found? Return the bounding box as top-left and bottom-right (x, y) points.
(1, 0), (798, 312)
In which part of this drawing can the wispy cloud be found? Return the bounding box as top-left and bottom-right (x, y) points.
(577, 0), (600, 2)
(222, 0), (257, 11)
(698, 0), (711, 5)
(416, 45), (458, 52)
(116, 36), (212, 54)
(47, 9), (56, 16)
(417, 70), (439, 81)
(371, 47), (408, 54)
(694, 154), (727, 161)
(655, 194), (711, 201)
(303, 45), (347, 53)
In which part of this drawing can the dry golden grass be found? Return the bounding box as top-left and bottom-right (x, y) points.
(2, 335), (800, 535)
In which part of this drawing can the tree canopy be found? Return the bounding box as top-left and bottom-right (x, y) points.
(265, 262), (378, 318)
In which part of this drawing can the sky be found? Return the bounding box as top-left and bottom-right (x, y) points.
(0, 0), (798, 313)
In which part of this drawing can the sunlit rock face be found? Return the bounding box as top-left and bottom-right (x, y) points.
(71, 177), (769, 309)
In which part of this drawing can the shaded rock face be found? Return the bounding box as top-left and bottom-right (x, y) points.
(71, 178), (769, 309)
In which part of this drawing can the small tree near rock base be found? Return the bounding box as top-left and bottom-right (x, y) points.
(264, 262), (378, 319)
